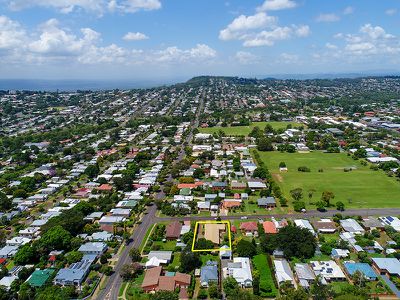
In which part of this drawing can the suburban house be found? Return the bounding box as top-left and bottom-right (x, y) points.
(340, 219), (365, 233)
(257, 197), (276, 208)
(166, 221), (182, 240)
(27, 269), (56, 288)
(200, 261), (218, 287)
(343, 262), (377, 280)
(247, 181), (267, 190)
(141, 266), (191, 293)
(78, 242), (107, 257)
(274, 259), (295, 287)
(361, 217), (385, 231)
(54, 255), (96, 287)
(310, 261), (346, 283)
(240, 222), (258, 235)
(263, 221), (277, 234)
(371, 258), (400, 277)
(225, 257), (253, 287)
(294, 219), (316, 236)
(98, 216), (126, 232)
(294, 263), (316, 289)
(312, 219), (337, 233)
(221, 199), (242, 210)
(146, 251), (173, 268)
(204, 223), (226, 245)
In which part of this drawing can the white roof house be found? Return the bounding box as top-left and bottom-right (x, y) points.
(294, 219), (316, 235)
(310, 261), (346, 283)
(225, 257), (253, 287)
(340, 219), (365, 233)
(379, 216), (400, 232)
(274, 259), (295, 286)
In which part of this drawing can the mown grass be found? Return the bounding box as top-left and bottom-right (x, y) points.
(258, 151), (400, 209)
(198, 121), (302, 136)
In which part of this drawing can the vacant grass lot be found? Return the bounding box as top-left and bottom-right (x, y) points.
(198, 121), (302, 136)
(258, 151), (400, 209)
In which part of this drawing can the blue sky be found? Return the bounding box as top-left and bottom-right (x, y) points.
(0, 0), (400, 80)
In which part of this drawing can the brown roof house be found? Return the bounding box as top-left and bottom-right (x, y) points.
(141, 266), (191, 293)
(166, 221), (182, 240)
(312, 219), (337, 234)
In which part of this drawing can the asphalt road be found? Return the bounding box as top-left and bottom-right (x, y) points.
(96, 204), (157, 300)
(97, 206), (400, 299)
(156, 208), (400, 222)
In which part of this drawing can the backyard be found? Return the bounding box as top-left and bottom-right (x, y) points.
(257, 151), (400, 209)
(252, 254), (278, 298)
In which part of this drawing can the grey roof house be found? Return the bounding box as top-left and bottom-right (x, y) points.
(200, 261), (218, 287)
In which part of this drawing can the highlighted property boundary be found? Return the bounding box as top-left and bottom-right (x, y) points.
(191, 220), (232, 252)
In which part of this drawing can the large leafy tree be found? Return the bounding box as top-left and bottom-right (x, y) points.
(276, 225), (316, 259)
(0, 192), (12, 211)
(39, 225), (72, 252)
(236, 239), (257, 258)
(150, 291), (178, 300)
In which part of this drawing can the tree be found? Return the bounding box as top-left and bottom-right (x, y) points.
(316, 201), (326, 212)
(120, 264), (135, 280)
(193, 168), (205, 179)
(257, 137), (273, 151)
(223, 277), (240, 297)
(208, 283), (222, 299)
(14, 244), (38, 265)
(129, 248), (141, 262)
(354, 148), (367, 159)
(0, 192), (12, 211)
(321, 191), (335, 207)
(236, 239), (257, 257)
(196, 238), (214, 250)
(13, 189), (27, 199)
(253, 167), (268, 179)
(150, 291), (178, 300)
(293, 201), (305, 212)
(84, 164), (100, 178)
(65, 251), (83, 264)
(310, 277), (332, 300)
(276, 225), (316, 259)
(279, 162), (286, 168)
(180, 251), (201, 273)
(39, 225), (72, 251)
(290, 188), (303, 201)
(336, 201), (345, 211)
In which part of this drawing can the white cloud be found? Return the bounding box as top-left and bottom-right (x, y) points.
(219, 12), (276, 41)
(123, 32), (149, 41)
(5, 0), (161, 15)
(219, 9), (309, 47)
(0, 15), (26, 50)
(257, 0), (296, 12)
(385, 8), (397, 16)
(335, 24), (399, 56)
(234, 51), (258, 64)
(279, 52), (299, 63)
(316, 13), (340, 22)
(343, 6), (354, 15)
(325, 42), (338, 50)
(153, 44), (216, 63)
(0, 15), (216, 67)
(110, 0), (161, 13)
(360, 24), (394, 40)
(294, 25), (310, 37)
(243, 26), (292, 47)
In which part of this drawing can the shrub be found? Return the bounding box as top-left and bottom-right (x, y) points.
(298, 166), (311, 172)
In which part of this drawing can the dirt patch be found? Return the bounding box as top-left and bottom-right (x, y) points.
(273, 173), (284, 183)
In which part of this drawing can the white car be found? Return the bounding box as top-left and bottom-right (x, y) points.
(241, 216), (248, 220)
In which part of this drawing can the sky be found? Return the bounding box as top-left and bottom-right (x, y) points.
(1, 0), (400, 81)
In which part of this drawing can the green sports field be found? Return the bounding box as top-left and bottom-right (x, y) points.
(198, 121), (302, 136)
(257, 151), (400, 209)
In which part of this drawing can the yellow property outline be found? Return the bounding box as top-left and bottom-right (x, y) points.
(191, 220), (232, 252)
